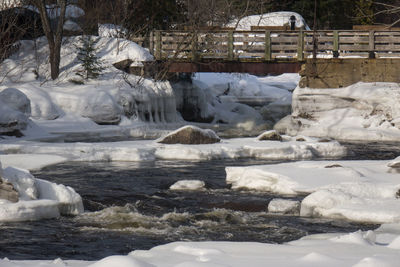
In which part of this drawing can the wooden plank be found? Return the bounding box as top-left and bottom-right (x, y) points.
(338, 36), (369, 43)
(369, 30), (375, 53)
(339, 44), (370, 51)
(333, 30), (339, 57)
(375, 44), (400, 50)
(271, 44), (298, 50)
(304, 44), (334, 50)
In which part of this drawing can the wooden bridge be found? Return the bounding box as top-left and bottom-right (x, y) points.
(135, 29), (400, 75)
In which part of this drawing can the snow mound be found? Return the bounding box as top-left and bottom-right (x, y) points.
(388, 156), (400, 168)
(157, 125), (221, 145)
(0, 165), (83, 222)
(169, 180), (206, 191)
(280, 82), (400, 141)
(227, 11), (310, 30)
(88, 255), (155, 267)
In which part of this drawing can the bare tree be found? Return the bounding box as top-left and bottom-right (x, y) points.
(32, 0), (67, 80)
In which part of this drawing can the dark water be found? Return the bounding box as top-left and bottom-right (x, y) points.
(0, 158), (379, 260)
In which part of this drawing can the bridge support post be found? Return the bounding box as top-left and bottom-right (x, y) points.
(264, 30), (271, 61)
(228, 31), (234, 60)
(191, 33), (198, 61)
(297, 30), (304, 61)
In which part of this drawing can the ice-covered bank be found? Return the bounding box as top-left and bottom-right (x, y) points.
(276, 82), (400, 141)
(226, 160), (400, 224)
(0, 160), (83, 222)
(0, 134), (346, 162)
(2, 225), (400, 266)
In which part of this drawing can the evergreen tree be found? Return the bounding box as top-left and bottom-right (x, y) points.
(75, 35), (104, 80)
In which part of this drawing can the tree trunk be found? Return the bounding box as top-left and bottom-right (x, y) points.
(34, 0), (67, 80)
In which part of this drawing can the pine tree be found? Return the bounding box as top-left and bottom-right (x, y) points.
(75, 35), (104, 80)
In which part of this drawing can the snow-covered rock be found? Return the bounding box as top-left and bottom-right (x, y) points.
(169, 180), (206, 191)
(0, 88), (31, 115)
(226, 160), (400, 223)
(0, 166), (83, 222)
(227, 11), (310, 30)
(268, 198), (300, 215)
(388, 156), (400, 168)
(279, 82), (400, 141)
(158, 125), (221, 145)
(0, 100), (29, 135)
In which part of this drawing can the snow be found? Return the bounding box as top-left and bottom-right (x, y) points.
(0, 163), (83, 222)
(388, 156), (400, 168)
(268, 198), (300, 214)
(169, 180), (206, 191)
(0, 136), (347, 162)
(227, 11), (310, 30)
(278, 82), (400, 141)
(226, 160), (400, 224)
(98, 24), (128, 38)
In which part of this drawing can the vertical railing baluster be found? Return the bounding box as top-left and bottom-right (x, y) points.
(265, 30), (271, 61)
(369, 30), (375, 59)
(228, 31), (234, 60)
(155, 30), (162, 60)
(297, 29), (304, 61)
(333, 30), (339, 58)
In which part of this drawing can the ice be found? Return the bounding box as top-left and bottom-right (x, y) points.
(88, 255), (154, 267)
(169, 180), (205, 191)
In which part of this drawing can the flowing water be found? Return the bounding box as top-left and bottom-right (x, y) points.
(0, 157), (381, 260)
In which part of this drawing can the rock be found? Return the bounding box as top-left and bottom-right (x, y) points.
(0, 179), (19, 203)
(0, 101), (28, 136)
(169, 180), (205, 191)
(257, 130), (282, 141)
(296, 137), (306, 141)
(0, 88), (31, 116)
(158, 125), (220, 145)
(388, 156), (400, 168)
(268, 198), (300, 215)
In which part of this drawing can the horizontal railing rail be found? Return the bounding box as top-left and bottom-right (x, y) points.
(142, 30), (400, 61)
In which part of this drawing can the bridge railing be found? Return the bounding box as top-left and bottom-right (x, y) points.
(147, 30), (400, 61)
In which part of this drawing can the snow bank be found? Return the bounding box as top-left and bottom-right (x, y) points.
(0, 88), (31, 134)
(0, 136), (347, 162)
(227, 11), (310, 30)
(278, 82), (400, 141)
(0, 163), (83, 222)
(226, 160), (400, 223)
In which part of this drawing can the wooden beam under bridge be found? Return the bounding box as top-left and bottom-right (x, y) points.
(141, 60), (302, 76)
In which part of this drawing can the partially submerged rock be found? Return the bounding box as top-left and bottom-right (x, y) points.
(257, 130), (282, 141)
(268, 198), (300, 215)
(169, 180), (206, 191)
(0, 179), (19, 203)
(158, 125), (220, 145)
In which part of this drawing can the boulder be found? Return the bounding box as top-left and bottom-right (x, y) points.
(257, 130), (282, 141)
(158, 125), (220, 144)
(0, 179), (19, 203)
